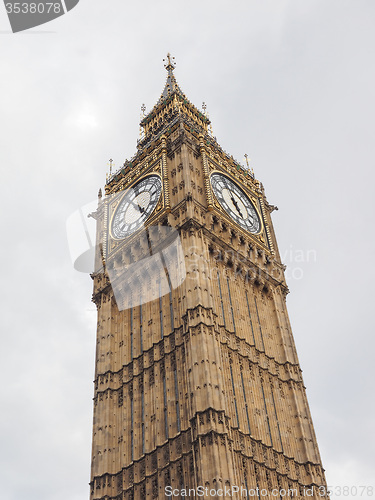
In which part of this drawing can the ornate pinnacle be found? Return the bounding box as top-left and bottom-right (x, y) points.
(163, 53), (176, 71)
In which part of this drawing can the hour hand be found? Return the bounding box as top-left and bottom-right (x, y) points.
(129, 198), (145, 213)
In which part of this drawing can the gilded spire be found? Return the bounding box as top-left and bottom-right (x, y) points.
(158, 53), (183, 102)
(137, 54), (210, 148)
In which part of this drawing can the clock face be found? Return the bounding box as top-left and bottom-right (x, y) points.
(111, 175), (162, 239)
(210, 173), (261, 234)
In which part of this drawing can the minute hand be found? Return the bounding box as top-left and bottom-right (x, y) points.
(223, 179), (244, 218)
(231, 196), (244, 218)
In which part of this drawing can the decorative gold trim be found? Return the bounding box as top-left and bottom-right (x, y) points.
(102, 199), (109, 262)
(199, 135), (214, 210)
(258, 196), (275, 254)
(161, 136), (171, 212)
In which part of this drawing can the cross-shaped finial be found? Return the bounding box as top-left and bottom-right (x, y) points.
(244, 154), (250, 167)
(108, 158), (113, 175)
(141, 103), (146, 116)
(202, 102), (207, 115)
(163, 53), (176, 71)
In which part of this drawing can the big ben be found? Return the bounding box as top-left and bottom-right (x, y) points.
(89, 55), (328, 499)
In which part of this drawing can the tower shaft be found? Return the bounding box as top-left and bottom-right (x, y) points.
(89, 60), (328, 500)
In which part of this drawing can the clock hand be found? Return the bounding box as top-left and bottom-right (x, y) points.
(231, 197), (244, 218)
(222, 178), (244, 218)
(129, 198), (145, 214)
(117, 200), (145, 232)
(222, 178), (236, 203)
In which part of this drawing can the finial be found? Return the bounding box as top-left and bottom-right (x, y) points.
(202, 102), (207, 115)
(163, 53), (176, 71)
(98, 188), (102, 200)
(107, 159), (114, 182)
(244, 154), (254, 176)
(140, 104), (146, 139)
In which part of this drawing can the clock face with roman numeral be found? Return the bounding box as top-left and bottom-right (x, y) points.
(210, 173), (261, 234)
(111, 175), (162, 239)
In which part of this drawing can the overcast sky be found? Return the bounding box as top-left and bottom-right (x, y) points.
(1, 1), (374, 499)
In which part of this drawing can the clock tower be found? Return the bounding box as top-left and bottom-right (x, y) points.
(89, 55), (329, 499)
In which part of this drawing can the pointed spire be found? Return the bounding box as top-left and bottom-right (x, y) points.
(158, 53), (183, 102)
(137, 54), (210, 149)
